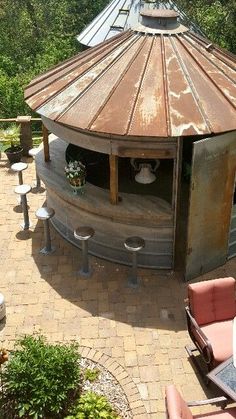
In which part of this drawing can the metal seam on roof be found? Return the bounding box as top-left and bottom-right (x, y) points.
(127, 36), (154, 135)
(161, 35), (171, 137)
(169, 36), (212, 134)
(182, 34), (236, 84)
(54, 33), (142, 125)
(32, 32), (134, 111)
(179, 35), (236, 109)
(89, 35), (148, 131)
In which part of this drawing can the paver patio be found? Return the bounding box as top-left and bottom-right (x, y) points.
(1, 154), (236, 418)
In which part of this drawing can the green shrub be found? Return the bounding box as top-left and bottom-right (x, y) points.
(1, 335), (80, 418)
(83, 368), (100, 383)
(66, 391), (120, 419)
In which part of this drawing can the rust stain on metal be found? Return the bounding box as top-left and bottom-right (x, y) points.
(25, 19), (236, 139)
(185, 132), (236, 279)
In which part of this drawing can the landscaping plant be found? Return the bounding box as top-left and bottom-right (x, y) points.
(83, 368), (100, 383)
(0, 335), (80, 418)
(65, 391), (120, 419)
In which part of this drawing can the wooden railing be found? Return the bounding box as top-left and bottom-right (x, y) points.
(0, 116), (50, 162)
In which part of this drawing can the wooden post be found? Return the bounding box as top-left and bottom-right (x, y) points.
(42, 123), (50, 162)
(16, 115), (32, 156)
(109, 154), (119, 205)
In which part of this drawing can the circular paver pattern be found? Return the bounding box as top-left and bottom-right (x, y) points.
(80, 346), (148, 419)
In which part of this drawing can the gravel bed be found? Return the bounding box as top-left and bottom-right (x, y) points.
(80, 357), (133, 419)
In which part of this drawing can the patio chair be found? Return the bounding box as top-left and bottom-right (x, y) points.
(185, 277), (236, 377)
(165, 385), (231, 418)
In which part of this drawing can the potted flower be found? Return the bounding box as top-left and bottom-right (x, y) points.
(65, 160), (86, 195)
(0, 124), (23, 163)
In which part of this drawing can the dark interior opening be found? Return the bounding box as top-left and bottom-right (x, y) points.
(66, 144), (173, 203)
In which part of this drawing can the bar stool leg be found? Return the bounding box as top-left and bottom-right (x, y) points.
(18, 172), (23, 205)
(41, 219), (55, 254)
(131, 251), (138, 285)
(81, 240), (89, 275)
(36, 172), (41, 189)
(18, 172), (23, 185)
(128, 251), (139, 288)
(81, 240), (89, 274)
(21, 195), (30, 230)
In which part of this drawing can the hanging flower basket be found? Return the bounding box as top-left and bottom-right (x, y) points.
(65, 160), (86, 195)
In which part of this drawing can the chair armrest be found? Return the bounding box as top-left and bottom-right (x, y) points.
(185, 306), (214, 365)
(188, 396), (227, 408)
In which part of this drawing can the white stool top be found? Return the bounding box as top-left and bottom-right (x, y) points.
(28, 148), (39, 158)
(36, 207), (55, 220)
(124, 236), (145, 252)
(14, 184), (32, 195)
(0, 293), (5, 305)
(11, 162), (28, 172)
(74, 226), (94, 240)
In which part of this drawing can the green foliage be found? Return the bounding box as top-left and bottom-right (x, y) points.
(0, 124), (21, 150)
(176, 0), (236, 53)
(83, 368), (100, 382)
(66, 392), (120, 419)
(0, 0), (109, 118)
(1, 335), (80, 418)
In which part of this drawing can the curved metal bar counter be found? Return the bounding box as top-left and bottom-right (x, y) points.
(36, 137), (174, 269)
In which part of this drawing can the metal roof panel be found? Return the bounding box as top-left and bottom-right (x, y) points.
(25, 29), (236, 139)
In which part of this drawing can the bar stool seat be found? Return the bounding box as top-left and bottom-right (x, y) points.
(11, 162), (28, 189)
(36, 207), (55, 220)
(11, 162), (28, 173)
(28, 148), (39, 158)
(74, 226), (94, 241)
(15, 184), (31, 195)
(124, 236), (145, 252)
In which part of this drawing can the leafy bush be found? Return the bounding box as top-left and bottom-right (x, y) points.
(1, 335), (80, 418)
(66, 391), (120, 419)
(83, 368), (100, 383)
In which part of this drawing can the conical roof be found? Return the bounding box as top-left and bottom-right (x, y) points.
(25, 15), (236, 139)
(77, 0), (204, 47)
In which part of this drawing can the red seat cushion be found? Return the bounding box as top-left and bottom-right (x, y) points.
(201, 319), (233, 365)
(166, 385), (193, 419)
(188, 277), (236, 326)
(194, 407), (236, 418)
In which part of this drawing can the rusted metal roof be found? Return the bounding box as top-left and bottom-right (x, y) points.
(25, 22), (236, 138)
(77, 0), (205, 47)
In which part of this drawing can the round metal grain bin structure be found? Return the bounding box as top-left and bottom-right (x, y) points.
(25, 10), (236, 279)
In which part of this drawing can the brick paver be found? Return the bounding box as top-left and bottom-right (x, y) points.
(0, 154), (236, 418)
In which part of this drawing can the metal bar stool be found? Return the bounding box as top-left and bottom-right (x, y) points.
(14, 184), (32, 230)
(28, 148), (41, 188)
(11, 162), (28, 185)
(36, 207), (55, 254)
(124, 236), (145, 288)
(74, 226), (94, 277)
(11, 162), (28, 205)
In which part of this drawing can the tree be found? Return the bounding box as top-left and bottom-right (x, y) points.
(0, 0), (109, 118)
(176, 0), (236, 52)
